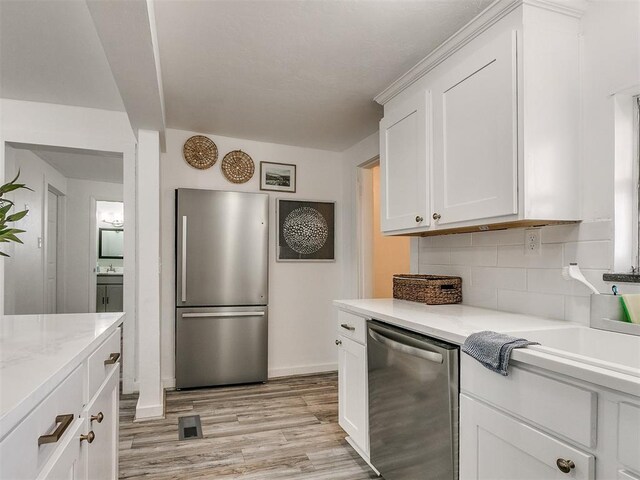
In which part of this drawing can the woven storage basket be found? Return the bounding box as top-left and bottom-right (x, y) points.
(393, 274), (462, 305)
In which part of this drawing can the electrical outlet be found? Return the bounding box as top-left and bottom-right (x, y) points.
(525, 228), (541, 256)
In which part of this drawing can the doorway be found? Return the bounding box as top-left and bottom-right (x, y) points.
(358, 159), (411, 299)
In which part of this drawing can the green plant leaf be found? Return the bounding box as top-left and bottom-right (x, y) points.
(1, 234), (23, 244)
(6, 210), (28, 222)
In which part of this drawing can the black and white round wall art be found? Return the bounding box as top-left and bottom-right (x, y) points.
(277, 200), (335, 261)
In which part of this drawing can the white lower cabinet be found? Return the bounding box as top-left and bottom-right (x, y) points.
(460, 394), (594, 480)
(37, 418), (86, 480)
(0, 327), (121, 480)
(336, 310), (369, 459)
(338, 336), (367, 452)
(82, 367), (120, 480)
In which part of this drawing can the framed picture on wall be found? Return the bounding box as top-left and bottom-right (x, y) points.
(277, 199), (335, 262)
(260, 162), (296, 193)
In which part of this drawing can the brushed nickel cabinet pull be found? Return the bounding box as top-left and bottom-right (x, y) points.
(335, 339), (342, 346)
(104, 352), (121, 365)
(80, 431), (95, 444)
(340, 323), (355, 331)
(415, 215), (424, 223)
(432, 212), (441, 221)
(91, 412), (104, 423)
(556, 458), (575, 473)
(38, 414), (74, 446)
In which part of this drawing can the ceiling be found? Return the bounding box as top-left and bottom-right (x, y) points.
(10, 144), (124, 184)
(0, 0), (124, 111)
(1, 0), (493, 152)
(153, 0), (493, 151)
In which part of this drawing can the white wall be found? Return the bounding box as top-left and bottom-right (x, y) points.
(65, 180), (123, 313)
(4, 145), (68, 314)
(0, 99), (138, 393)
(339, 132), (380, 300)
(409, 1), (640, 323)
(160, 128), (344, 385)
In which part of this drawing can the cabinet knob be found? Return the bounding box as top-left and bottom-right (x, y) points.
(91, 412), (104, 424)
(415, 215), (423, 223)
(80, 431), (96, 444)
(556, 458), (575, 473)
(335, 339), (342, 346)
(432, 212), (441, 221)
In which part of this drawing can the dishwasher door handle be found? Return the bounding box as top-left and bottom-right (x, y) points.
(369, 328), (443, 364)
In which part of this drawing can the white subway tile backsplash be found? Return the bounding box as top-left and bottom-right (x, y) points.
(471, 229), (525, 246)
(542, 220), (612, 244)
(450, 246), (497, 266)
(526, 269), (608, 296)
(413, 221), (614, 325)
(462, 286), (498, 309)
(471, 267), (527, 291)
(418, 247), (450, 265)
(419, 264), (472, 285)
(497, 244), (563, 268)
(425, 233), (472, 248)
(497, 290), (565, 320)
(564, 241), (612, 269)
(564, 296), (590, 326)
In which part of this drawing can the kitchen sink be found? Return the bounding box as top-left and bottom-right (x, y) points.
(506, 325), (640, 378)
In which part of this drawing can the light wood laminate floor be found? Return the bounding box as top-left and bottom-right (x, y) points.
(119, 373), (379, 479)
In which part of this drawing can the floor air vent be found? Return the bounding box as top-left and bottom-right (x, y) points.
(178, 415), (203, 441)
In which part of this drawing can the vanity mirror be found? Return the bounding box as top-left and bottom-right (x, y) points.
(99, 228), (124, 259)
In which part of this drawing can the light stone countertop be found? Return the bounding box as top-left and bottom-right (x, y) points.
(0, 312), (124, 440)
(334, 298), (640, 397)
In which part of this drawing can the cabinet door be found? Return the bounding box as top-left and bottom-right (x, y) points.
(379, 91), (430, 233)
(105, 285), (123, 312)
(338, 335), (368, 454)
(83, 367), (119, 480)
(36, 418), (86, 480)
(96, 285), (106, 313)
(432, 30), (518, 225)
(460, 394), (594, 480)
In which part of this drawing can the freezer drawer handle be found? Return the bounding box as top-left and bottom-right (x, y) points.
(182, 312), (265, 318)
(368, 328), (443, 364)
(181, 216), (187, 302)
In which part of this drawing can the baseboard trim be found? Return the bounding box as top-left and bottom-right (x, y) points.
(134, 390), (165, 421)
(268, 363), (338, 378)
(345, 436), (380, 476)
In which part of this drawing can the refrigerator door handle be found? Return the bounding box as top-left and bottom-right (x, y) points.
(182, 312), (266, 318)
(181, 215), (187, 302)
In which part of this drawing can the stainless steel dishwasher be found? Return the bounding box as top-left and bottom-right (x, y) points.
(367, 320), (459, 480)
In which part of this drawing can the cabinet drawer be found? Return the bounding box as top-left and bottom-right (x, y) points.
(337, 310), (368, 345)
(618, 402), (640, 473)
(460, 394), (594, 480)
(88, 328), (121, 400)
(0, 365), (85, 480)
(461, 354), (597, 448)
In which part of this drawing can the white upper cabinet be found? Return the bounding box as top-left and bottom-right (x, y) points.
(376, 0), (583, 235)
(380, 91), (430, 233)
(432, 30), (517, 225)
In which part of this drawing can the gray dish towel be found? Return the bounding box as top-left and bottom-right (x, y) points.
(461, 331), (539, 376)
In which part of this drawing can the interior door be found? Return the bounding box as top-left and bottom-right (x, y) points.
(432, 30), (518, 225)
(379, 91), (430, 233)
(176, 189), (268, 307)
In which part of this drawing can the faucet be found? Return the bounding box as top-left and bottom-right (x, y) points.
(107, 264), (116, 273)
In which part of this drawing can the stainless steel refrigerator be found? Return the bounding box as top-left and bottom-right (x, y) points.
(175, 188), (268, 389)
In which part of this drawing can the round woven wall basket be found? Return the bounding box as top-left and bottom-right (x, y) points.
(183, 135), (218, 169)
(221, 150), (255, 184)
